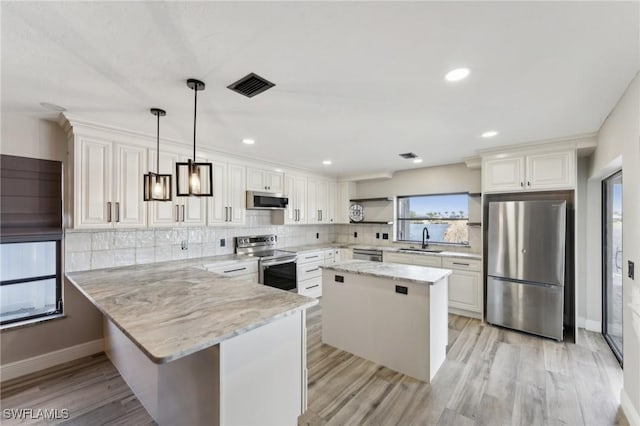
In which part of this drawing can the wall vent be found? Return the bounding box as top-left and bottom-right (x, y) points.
(398, 152), (418, 159)
(227, 73), (275, 98)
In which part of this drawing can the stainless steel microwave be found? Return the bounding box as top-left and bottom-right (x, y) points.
(246, 191), (289, 210)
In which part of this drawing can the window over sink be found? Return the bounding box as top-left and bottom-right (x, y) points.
(396, 193), (469, 245)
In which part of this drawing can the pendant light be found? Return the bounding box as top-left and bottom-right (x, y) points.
(176, 78), (213, 197)
(143, 108), (172, 201)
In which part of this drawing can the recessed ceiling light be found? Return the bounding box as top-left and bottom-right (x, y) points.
(413, 158), (423, 164)
(39, 102), (66, 112)
(274, 168), (283, 173)
(444, 67), (470, 82)
(322, 160), (332, 165)
(481, 130), (499, 138)
(242, 138), (255, 145)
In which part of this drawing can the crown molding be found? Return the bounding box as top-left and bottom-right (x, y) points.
(476, 133), (597, 157)
(339, 171), (394, 182)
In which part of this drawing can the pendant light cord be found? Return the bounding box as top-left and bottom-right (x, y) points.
(156, 112), (160, 173)
(193, 86), (198, 162)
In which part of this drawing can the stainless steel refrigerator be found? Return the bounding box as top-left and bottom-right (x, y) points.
(486, 200), (566, 340)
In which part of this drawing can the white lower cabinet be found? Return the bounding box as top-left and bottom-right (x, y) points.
(297, 250), (327, 298)
(384, 251), (483, 318)
(441, 257), (482, 318)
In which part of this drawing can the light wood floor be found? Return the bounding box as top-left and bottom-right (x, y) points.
(1, 302), (627, 426)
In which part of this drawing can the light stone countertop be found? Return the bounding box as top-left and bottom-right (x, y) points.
(348, 245), (482, 260)
(66, 257), (318, 365)
(281, 243), (340, 254)
(321, 260), (452, 285)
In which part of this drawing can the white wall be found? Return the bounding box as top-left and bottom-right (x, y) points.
(355, 162), (481, 198)
(588, 73), (640, 422)
(0, 113), (104, 366)
(1, 112), (67, 161)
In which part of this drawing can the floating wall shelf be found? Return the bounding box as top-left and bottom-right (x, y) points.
(349, 197), (392, 202)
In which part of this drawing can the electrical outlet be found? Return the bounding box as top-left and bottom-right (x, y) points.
(316, 233), (319, 239)
(354, 232), (358, 238)
(220, 238), (226, 247)
(376, 233), (380, 239)
(629, 260), (635, 280)
(382, 233), (389, 240)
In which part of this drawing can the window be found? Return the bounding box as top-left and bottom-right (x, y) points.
(0, 240), (62, 325)
(396, 193), (469, 245)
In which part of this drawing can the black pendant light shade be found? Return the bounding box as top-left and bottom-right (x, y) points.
(144, 108), (172, 201)
(176, 79), (213, 197)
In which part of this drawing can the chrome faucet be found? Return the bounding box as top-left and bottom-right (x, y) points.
(422, 226), (430, 249)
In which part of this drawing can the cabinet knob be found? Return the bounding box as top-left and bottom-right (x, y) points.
(527, 181), (531, 187)
(520, 182), (524, 187)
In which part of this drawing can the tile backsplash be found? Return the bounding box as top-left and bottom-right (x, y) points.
(65, 211), (481, 272)
(64, 211), (337, 272)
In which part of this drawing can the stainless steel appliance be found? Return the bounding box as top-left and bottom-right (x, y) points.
(352, 248), (383, 262)
(246, 191), (288, 210)
(235, 235), (297, 291)
(487, 200), (566, 340)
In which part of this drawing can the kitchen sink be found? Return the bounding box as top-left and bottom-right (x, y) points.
(398, 248), (443, 253)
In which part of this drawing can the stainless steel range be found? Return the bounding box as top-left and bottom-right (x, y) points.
(235, 235), (297, 292)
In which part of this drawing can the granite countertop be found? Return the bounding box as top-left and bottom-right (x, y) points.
(66, 260), (317, 365)
(321, 260), (452, 285)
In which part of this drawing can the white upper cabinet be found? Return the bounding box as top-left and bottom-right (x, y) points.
(147, 150), (206, 227)
(283, 174), (307, 224)
(327, 182), (337, 224)
(483, 150), (575, 193)
(307, 178), (329, 223)
(483, 157), (525, 192)
(74, 137), (146, 229)
(336, 182), (355, 224)
(208, 162), (246, 226)
(525, 151), (575, 190)
(246, 167), (284, 193)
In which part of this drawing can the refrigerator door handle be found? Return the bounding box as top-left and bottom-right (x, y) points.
(488, 275), (560, 289)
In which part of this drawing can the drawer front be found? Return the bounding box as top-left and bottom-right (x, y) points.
(298, 251), (324, 264)
(206, 261), (258, 277)
(298, 277), (322, 298)
(297, 260), (323, 281)
(442, 257), (481, 272)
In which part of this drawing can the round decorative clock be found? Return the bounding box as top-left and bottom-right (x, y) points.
(349, 204), (364, 222)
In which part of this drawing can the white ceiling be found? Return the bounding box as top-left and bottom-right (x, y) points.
(2, 1), (638, 177)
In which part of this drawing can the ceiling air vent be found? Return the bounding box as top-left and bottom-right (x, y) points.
(398, 152), (418, 159)
(227, 73), (275, 98)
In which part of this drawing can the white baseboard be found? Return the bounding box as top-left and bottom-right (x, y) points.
(584, 319), (602, 332)
(0, 339), (104, 382)
(621, 388), (640, 426)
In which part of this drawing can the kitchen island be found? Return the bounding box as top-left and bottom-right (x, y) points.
(66, 257), (317, 426)
(321, 260), (451, 382)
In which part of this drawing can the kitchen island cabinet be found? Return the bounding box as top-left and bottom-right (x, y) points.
(321, 260), (450, 382)
(67, 258), (317, 426)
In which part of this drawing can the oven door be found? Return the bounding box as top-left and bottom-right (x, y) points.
(260, 258), (297, 292)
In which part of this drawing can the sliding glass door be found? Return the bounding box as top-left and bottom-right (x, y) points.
(602, 170), (623, 364)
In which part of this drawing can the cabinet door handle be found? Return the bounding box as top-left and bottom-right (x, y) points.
(306, 268), (320, 273)
(306, 284), (320, 290)
(115, 202), (120, 223)
(176, 205), (180, 223)
(520, 182), (524, 187)
(527, 181), (531, 187)
(452, 262), (470, 266)
(225, 206), (228, 222)
(107, 202), (112, 222)
(224, 267), (247, 273)
(181, 205), (185, 222)
(229, 207), (232, 221)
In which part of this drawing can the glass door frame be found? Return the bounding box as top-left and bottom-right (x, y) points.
(601, 169), (623, 366)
